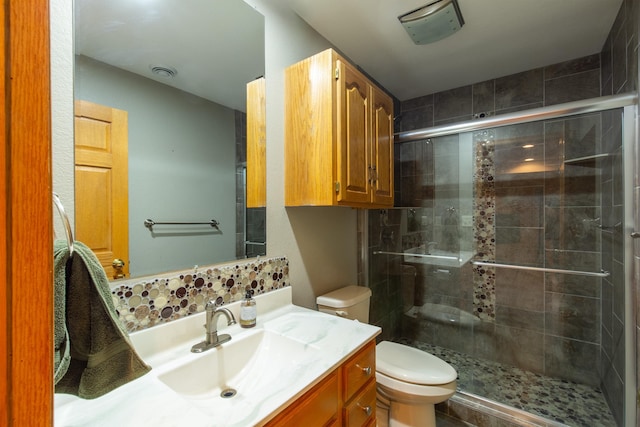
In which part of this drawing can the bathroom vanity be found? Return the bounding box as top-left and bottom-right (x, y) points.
(54, 287), (380, 426)
(265, 340), (377, 426)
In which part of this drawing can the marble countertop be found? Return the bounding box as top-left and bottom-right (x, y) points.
(54, 287), (381, 426)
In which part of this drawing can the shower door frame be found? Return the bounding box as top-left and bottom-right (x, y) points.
(364, 92), (638, 426)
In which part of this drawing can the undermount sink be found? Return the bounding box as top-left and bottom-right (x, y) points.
(157, 328), (321, 400)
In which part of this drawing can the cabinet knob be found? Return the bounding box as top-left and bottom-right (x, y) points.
(356, 364), (372, 376)
(358, 403), (372, 417)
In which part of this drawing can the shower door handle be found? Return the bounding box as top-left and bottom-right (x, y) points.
(631, 232), (640, 238)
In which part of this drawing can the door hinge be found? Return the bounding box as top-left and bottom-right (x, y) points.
(335, 67), (340, 80)
(335, 181), (340, 193)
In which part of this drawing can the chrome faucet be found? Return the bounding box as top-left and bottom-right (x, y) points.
(191, 301), (237, 353)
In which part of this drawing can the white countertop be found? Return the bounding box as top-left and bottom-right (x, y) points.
(54, 287), (381, 427)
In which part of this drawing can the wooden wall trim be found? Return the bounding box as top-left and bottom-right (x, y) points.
(3, 0), (54, 425)
(1, 1), (8, 424)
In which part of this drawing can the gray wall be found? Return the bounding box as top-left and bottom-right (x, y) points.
(247, 0), (360, 310)
(75, 55), (237, 277)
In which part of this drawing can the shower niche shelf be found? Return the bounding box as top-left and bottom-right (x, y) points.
(403, 247), (474, 268)
(373, 248), (474, 268)
(563, 153), (610, 167)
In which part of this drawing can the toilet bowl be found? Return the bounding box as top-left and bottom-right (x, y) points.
(376, 341), (456, 427)
(316, 286), (458, 427)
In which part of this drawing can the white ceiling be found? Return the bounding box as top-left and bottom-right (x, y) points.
(76, 0), (623, 109)
(280, 0), (623, 101)
(74, 0), (265, 112)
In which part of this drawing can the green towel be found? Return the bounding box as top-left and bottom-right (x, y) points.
(53, 240), (151, 399)
(53, 240), (71, 384)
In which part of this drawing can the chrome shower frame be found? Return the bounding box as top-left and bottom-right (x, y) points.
(360, 92), (638, 425)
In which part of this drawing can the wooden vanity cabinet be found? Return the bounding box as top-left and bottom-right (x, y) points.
(247, 77), (266, 208)
(284, 49), (394, 208)
(341, 340), (377, 426)
(265, 340), (376, 427)
(265, 371), (341, 427)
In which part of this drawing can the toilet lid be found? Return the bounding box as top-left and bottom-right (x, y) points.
(376, 341), (457, 385)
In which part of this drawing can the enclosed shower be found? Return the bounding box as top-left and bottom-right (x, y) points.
(365, 94), (636, 426)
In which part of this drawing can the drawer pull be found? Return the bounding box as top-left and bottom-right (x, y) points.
(357, 364), (372, 376)
(358, 404), (372, 417)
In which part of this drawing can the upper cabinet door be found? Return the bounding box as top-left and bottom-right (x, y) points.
(370, 85), (394, 206)
(336, 59), (371, 205)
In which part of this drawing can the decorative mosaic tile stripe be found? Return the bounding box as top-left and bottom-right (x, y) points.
(111, 257), (289, 333)
(473, 130), (496, 320)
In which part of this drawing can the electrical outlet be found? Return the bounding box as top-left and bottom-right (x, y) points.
(461, 215), (473, 227)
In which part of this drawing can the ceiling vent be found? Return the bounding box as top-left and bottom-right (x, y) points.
(150, 65), (178, 78)
(399, 0), (465, 45)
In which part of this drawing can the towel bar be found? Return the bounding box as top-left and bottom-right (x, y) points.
(471, 261), (609, 278)
(53, 192), (74, 255)
(144, 218), (220, 230)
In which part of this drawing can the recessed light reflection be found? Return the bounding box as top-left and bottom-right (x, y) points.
(524, 158), (534, 162)
(522, 144), (534, 149)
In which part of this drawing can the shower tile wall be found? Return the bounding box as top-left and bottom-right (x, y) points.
(601, 0), (638, 424)
(235, 110), (266, 259)
(235, 110), (248, 258)
(365, 1), (639, 422)
(368, 209), (405, 342)
(397, 55), (602, 132)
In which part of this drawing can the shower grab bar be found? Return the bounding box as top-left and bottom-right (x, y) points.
(471, 261), (609, 278)
(395, 92), (637, 143)
(144, 219), (220, 230)
(53, 192), (74, 256)
(373, 250), (460, 261)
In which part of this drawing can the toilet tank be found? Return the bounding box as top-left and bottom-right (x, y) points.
(316, 285), (372, 323)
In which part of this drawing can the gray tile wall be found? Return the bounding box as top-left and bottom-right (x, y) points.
(398, 55), (601, 132)
(365, 0), (639, 424)
(235, 110), (248, 258)
(601, 0), (639, 425)
(235, 111), (267, 259)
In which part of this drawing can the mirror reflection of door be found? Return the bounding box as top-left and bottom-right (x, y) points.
(74, 99), (129, 279)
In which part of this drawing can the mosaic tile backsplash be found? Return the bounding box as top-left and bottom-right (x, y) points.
(111, 257), (289, 333)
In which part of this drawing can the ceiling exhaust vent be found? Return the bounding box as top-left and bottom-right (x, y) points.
(150, 65), (178, 78)
(399, 0), (464, 45)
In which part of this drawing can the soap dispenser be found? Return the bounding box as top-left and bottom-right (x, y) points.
(240, 290), (257, 328)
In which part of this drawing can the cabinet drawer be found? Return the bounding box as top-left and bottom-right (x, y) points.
(343, 341), (375, 401)
(343, 380), (376, 427)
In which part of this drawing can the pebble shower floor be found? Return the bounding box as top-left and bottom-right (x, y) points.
(398, 339), (617, 426)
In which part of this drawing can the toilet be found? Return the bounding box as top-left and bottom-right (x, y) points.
(317, 286), (457, 427)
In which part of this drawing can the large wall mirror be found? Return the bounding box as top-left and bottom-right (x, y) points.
(74, 0), (266, 280)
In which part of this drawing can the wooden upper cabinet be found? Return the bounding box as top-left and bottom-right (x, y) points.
(370, 85), (394, 206)
(247, 77), (266, 208)
(285, 49), (394, 208)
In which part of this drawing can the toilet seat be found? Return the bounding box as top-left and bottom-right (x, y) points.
(376, 370), (456, 400)
(376, 341), (457, 385)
